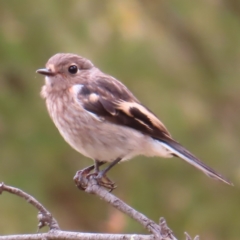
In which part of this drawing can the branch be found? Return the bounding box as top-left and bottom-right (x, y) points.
(0, 179), (199, 240)
(73, 172), (198, 240)
(74, 174), (162, 238)
(0, 231), (163, 240)
(0, 182), (60, 231)
(0, 231), (199, 240)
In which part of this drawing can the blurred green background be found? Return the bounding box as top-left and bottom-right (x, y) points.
(0, 0), (240, 239)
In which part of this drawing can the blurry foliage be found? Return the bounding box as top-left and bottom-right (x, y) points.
(0, 0), (240, 239)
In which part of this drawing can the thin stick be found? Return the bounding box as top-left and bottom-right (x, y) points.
(74, 173), (177, 240)
(0, 182), (60, 230)
(0, 181), (199, 240)
(0, 231), (156, 240)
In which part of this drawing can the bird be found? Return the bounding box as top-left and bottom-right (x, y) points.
(36, 53), (232, 189)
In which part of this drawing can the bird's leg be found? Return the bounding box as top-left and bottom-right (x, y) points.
(74, 161), (105, 190)
(81, 160), (117, 191)
(75, 159), (121, 191)
(77, 160), (105, 177)
(94, 160), (105, 173)
(76, 164), (95, 176)
(98, 157), (122, 177)
(94, 157), (122, 191)
(83, 160), (106, 179)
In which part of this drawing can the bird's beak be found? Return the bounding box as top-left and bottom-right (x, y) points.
(36, 68), (55, 76)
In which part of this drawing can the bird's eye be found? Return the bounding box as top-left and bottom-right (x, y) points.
(68, 65), (78, 74)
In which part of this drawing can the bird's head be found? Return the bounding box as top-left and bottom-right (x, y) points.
(36, 53), (94, 87)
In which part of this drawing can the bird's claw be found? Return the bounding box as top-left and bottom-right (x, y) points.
(74, 167), (94, 190)
(87, 172), (117, 192)
(74, 168), (117, 192)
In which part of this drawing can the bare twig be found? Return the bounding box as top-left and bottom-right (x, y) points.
(0, 180), (199, 240)
(0, 231), (199, 240)
(185, 232), (200, 240)
(0, 231), (155, 240)
(74, 173), (178, 240)
(0, 182), (60, 231)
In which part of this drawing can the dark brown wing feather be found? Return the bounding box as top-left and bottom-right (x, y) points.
(77, 78), (171, 139)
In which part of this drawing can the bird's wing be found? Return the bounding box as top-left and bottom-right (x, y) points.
(72, 77), (232, 185)
(74, 77), (171, 140)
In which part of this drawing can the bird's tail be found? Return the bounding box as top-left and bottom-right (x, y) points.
(160, 139), (233, 186)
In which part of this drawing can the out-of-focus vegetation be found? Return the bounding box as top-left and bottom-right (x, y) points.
(0, 0), (240, 239)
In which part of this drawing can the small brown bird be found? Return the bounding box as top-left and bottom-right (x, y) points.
(37, 53), (232, 189)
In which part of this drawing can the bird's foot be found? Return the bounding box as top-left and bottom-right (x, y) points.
(87, 171), (117, 192)
(74, 166), (116, 191)
(74, 165), (95, 190)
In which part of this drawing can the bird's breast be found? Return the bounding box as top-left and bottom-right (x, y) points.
(44, 92), (172, 162)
